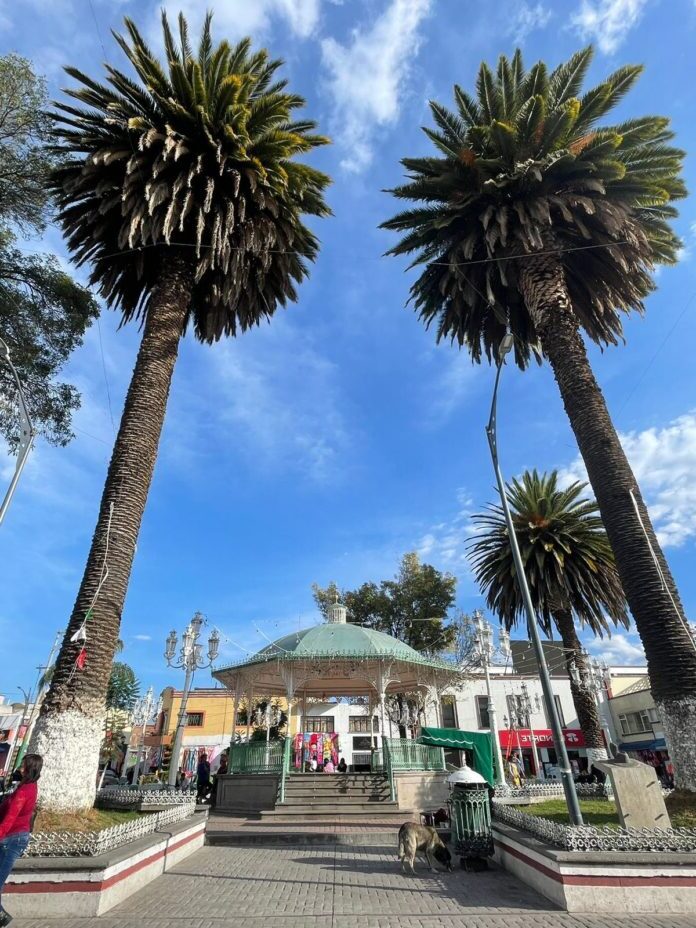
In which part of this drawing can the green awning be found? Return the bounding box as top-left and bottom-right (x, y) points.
(419, 727), (494, 785)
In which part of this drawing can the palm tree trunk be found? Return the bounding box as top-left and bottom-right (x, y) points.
(552, 608), (607, 766)
(519, 254), (696, 790)
(30, 253), (194, 811)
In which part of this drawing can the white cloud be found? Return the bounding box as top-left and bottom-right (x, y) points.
(559, 410), (696, 548)
(156, 0), (322, 42)
(571, 0), (650, 54)
(133, 634), (152, 641)
(586, 632), (646, 665)
(507, 3), (552, 44)
(321, 0), (432, 172)
(417, 488), (477, 569)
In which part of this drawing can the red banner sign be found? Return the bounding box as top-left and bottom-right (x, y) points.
(499, 728), (586, 749)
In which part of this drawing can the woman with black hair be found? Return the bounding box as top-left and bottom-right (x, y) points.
(0, 753), (42, 926)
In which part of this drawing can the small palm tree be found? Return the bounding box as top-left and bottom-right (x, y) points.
(469, 470), (627, 757)
(382, 47), (696, 788)
(32, 12), (330, 811)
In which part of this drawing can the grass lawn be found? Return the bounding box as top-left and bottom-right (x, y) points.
(512, 791), (696, 829)
(35, 808), (144, 833)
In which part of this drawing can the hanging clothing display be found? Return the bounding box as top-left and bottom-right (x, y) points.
(293, 732), (339, 769)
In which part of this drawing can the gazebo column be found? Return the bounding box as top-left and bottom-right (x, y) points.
(246, 682), (254, 743)
(229, 674), (240, 752)
(377, 663), (387, 744)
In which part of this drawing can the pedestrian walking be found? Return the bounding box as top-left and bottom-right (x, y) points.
(0, 753), (42, 926)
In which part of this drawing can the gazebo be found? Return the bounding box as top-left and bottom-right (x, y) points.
(211, 600), (466, 802)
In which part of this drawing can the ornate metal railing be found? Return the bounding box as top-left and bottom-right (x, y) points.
(492, 802), (696, 853)
(382, 737), (445, 772)
(96, 787), (197, 809)
(494, 782), (612, 801)
(27, 801), (198, 858)
(229, 739), (284, 774)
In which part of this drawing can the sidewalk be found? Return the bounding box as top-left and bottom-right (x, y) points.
(13, 844), (696, 927)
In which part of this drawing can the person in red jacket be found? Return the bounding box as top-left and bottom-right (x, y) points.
(0, 753), (42, 927)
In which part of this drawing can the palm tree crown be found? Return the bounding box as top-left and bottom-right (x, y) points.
(468, 469), (627, 636)
(51, 12), (331, 340)
(382, 47), (685, 365)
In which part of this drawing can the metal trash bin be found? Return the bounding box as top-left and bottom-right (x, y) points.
(447, 766), (493, 869)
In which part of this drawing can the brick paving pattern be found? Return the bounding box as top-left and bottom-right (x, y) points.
(15, 844), (696, 928)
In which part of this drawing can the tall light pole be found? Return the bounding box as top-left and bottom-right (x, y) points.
(570, 652), (614, 761)
(486, 335), (583, 825)
(472, 610), (509, 787)
(519, 681), (543, 779)
(164, 613), (219, 787)
(0, 337), (35, 526)
(130, 687), (162, 785)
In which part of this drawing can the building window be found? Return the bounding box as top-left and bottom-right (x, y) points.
(619, 711), (653, 735)
(476, 696), (490, 730)
(186, 712), (204, 727)
(554, 695), (566, 728)
(348, 715), (378, 733)
(440, 696), (457, 728)
(303, 716), (335, 734)
(158, 711), (168, 734)
(506, 695), (530, 729)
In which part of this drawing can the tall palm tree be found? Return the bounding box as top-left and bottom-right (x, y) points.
(469, 470), (627, 761)
(382, 47), (696, 788)
(31, 12), (330, 811)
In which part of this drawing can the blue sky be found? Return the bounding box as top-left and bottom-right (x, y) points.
(1, 0), (696, 702)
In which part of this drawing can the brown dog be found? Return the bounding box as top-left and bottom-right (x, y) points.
(398, 822), (453, 874)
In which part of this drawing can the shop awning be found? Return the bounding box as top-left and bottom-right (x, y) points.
(619, 738), (667, 752)
(418, 727), (494, 785)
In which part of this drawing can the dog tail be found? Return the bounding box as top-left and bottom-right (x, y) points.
(397, 824), (406, 859)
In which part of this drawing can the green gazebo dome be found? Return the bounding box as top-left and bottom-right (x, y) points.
(256, 622), (429, 663)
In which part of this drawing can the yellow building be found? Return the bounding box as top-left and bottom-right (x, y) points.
(146, 687), (288, 775)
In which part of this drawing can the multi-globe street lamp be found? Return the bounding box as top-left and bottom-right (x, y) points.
(504, 682), (543, 780)
(164, 613), (220, 787)
(471, 609), (510, 787)
(129, 687), (162, 785)
(486, 334), (583, 825)
(570, 651), (614, 757)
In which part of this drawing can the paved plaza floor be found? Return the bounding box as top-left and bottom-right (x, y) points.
(14, 844), (696, 928)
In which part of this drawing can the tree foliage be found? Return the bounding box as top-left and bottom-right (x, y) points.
(106, 661), (140, 712)
(382, 46), (686, 366)
(0, 54), (55, 234)
(468, 469), (628, 636)
(0, 54), (97, 449)
(313, 552), (458, 655)
(50, 11), (331, 339)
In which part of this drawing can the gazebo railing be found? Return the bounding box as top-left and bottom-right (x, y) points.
(382, 737), (446, 772)
(230, 739), (285, 774)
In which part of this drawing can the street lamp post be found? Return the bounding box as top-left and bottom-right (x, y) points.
(486, 335), (583, 825)
(130, 687), (162, 785)
(472, 610), (509, 787)
(570, 652), (614, 760)
(0, 337), (35, 527)
(519, 682), (543, 779)
(164, 613), (220, 787)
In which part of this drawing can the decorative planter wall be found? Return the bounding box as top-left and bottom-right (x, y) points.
(492, 817), (696, 914)
(5, 812), (206, 917)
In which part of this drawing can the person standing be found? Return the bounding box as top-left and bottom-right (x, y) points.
(196, 753), (211, 803)
(0, 754), (42, 926)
